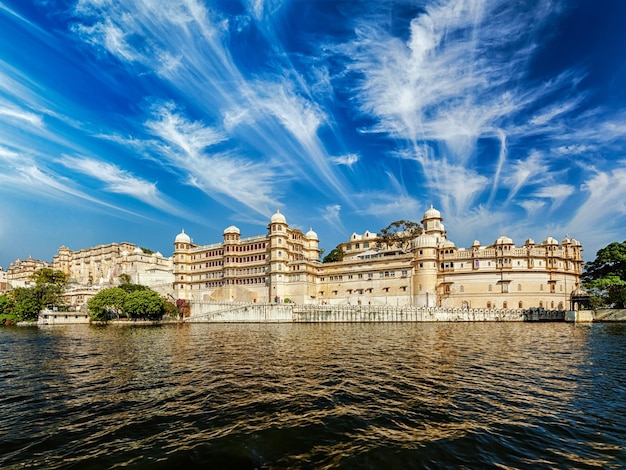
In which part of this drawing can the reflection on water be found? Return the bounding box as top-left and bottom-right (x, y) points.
(1, 323), (625, 469)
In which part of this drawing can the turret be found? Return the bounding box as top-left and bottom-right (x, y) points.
(268, 210), (288, 301)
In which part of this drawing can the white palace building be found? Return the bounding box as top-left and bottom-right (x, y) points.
(173, 207), (585, 311)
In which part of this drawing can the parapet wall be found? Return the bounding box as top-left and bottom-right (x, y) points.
(187, 302), (566, 323)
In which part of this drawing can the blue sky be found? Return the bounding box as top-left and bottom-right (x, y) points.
(1, 0), (626, 269)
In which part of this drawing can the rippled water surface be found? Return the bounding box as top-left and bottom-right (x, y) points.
(1, 322), (625, 469)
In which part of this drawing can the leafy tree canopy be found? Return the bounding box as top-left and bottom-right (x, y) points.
(87, 287), (127, 320)
(123, 290), (165, 320)
(10, 287), (44, 321)
(583, 241), (626, 308)
(378, 220), (422, 252)
(87, 287), (166, 321)
(119, 283), (149, 293)
(31, 268), (68, 287)
(323, 247), (344, 263)
(118, 273), (132, 285)
(0, 294), (16, 324)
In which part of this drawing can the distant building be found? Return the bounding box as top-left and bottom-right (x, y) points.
(173, 207), (584, 310)
(0, 267), (7, 292)
(52, 243), (174, 299)
(7, 256), (50, 288)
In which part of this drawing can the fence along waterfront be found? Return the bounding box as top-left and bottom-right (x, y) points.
(187, 301), (566, 322)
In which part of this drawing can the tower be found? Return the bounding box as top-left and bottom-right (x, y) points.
(268, 210), (288, 302)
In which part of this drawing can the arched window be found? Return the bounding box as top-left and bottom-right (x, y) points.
(517, 284), (522, 291)
(518, 301), (523, 308)
(539, 301), (544, 308)
(487, 301), (492, 308)
(460, 285), (464, 293)
(503, 301), (508, 309)
(488, 284), (493, 292)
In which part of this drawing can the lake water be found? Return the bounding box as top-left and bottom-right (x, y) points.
(1, 322), (625, 469)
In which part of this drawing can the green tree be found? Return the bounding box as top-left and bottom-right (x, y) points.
(123, 290), (165, 320)
(322, 247), (344, 263)
(582, 241), (626, 308)
(10, 287), (43, 321)
(378, 220), (422, 252)
(87, 287), (127, 320)
(31, 268), (68, 287)
(0, 294), (16, 325)
(119, 283), (149, 293)
(118, 273), (132, 285)
(163, 299), (178, 319)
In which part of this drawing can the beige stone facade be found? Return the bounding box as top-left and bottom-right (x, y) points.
(0, 267), (8, 292)
(173, 210), (321, 303)
(6, 256), (51, 288)
(173, 207), (584, 310)
(52, 243), (174, 297)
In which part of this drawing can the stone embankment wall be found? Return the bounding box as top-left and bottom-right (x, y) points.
(187, 302), (566, 323)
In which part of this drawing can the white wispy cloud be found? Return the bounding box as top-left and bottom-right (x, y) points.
(70, 0), (354, 208)
(144, 102), (280, 215)
(0, 106), (43, 127)
(533, 184), (575, 209)
(0, 163), (144, 218)
(331, 153), (359, 167)
(0, 145), (20, 161)
(322, 204), (343, 229)
(60, 155), (182, 214)
(339, 0), (590, 219)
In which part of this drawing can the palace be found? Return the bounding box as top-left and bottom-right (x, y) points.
(173, 207), (585, 310)
(6, 256), (51, 288)
(51, 243), (173, 294)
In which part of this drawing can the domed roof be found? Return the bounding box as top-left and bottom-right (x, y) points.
(271, 209), (287, 224)
(570, 238), (581, 246)
(133, 247), (143, 254)
(495, 235), (514, 245)
(472, 240), (481, 247)
(223, 225), (240, 235)
(412, 233), (438, 249)
(305, 227), (318, 240)
(439, 239), (456, 249)
(571, 286), (589, 297)
(525, 238), (535, 246)
(175, 229), (191, 243)
(423, 205), (441, 220)
(542, 236), (558, 245)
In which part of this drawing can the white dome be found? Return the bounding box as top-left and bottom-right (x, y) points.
(542, 236), (558, 245)
(439, 239), (455, 249)
(412, 233), (438, 249)
(472, 240), (481, 247)
(223, 225), (240, 235)
(175, 229), (191, 243)
(495, 235), (514, 245)
(133, 247), (143, 254)
(423, 205), (441, 220)
(271, 209), (287, 224)
(305, 227), (318, 240)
